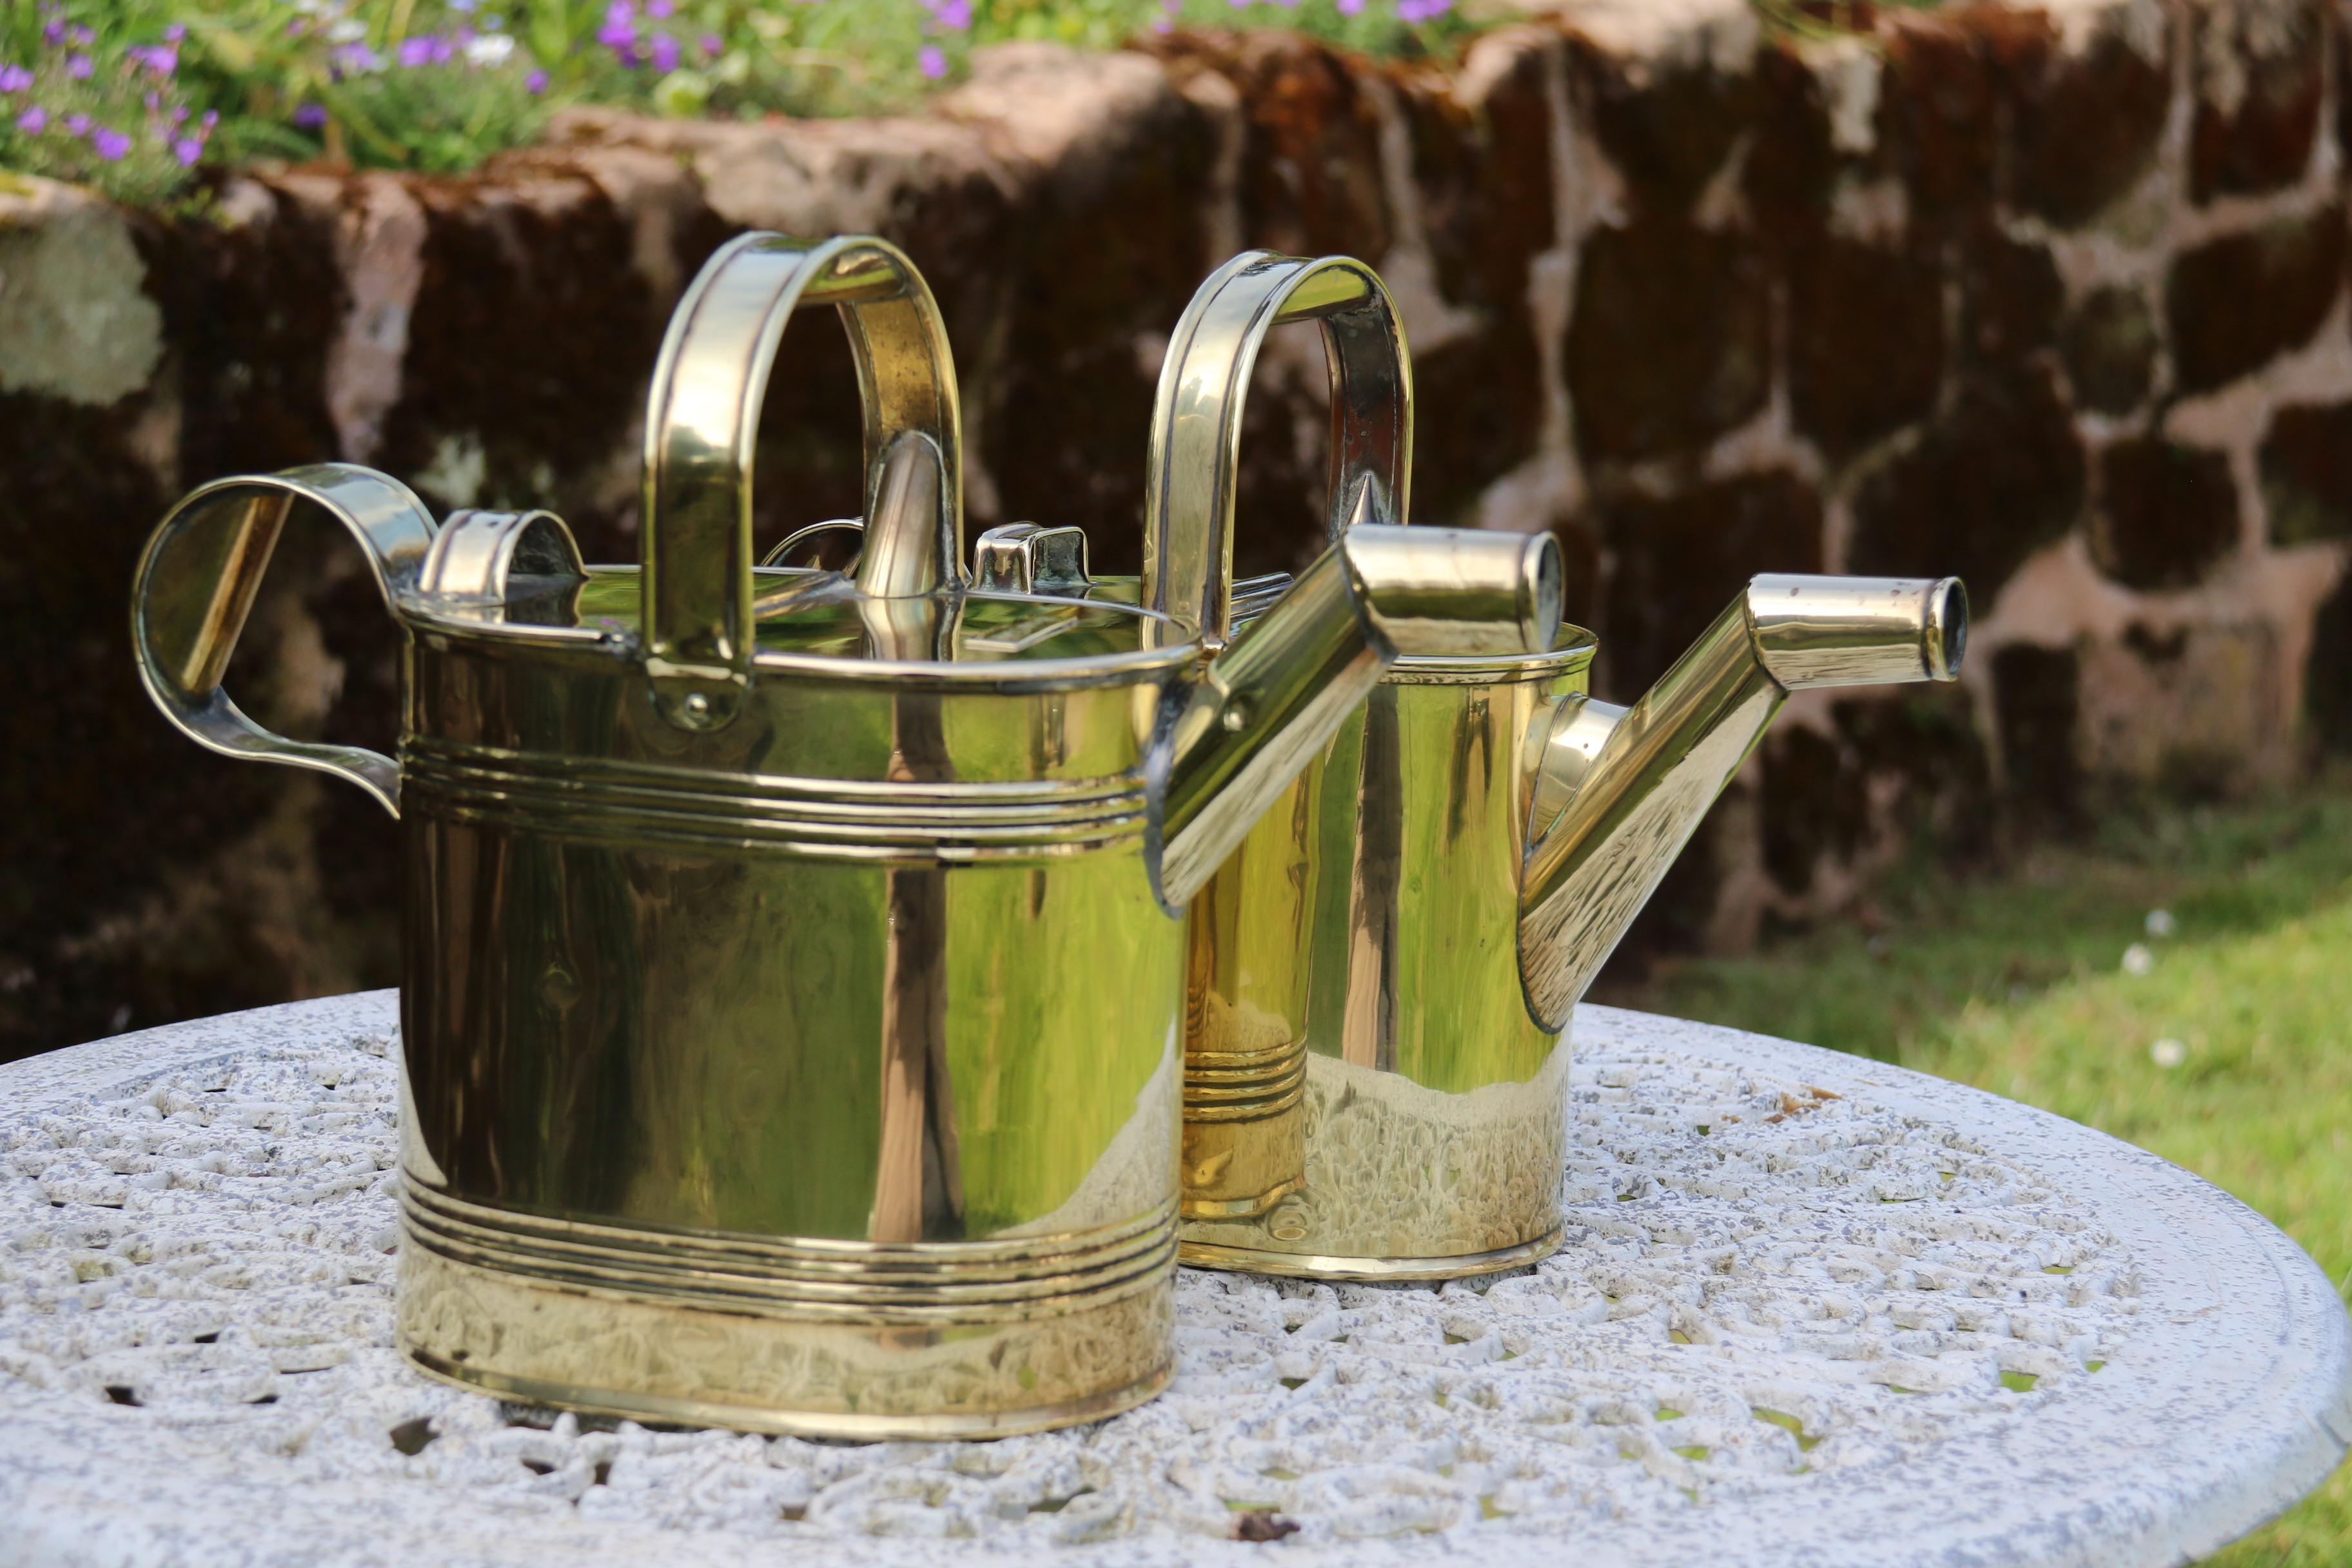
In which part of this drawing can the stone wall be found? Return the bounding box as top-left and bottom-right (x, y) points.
(1, 0), (2346, 1059)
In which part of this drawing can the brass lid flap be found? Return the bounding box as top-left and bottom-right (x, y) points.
(416, 508), (587, 623)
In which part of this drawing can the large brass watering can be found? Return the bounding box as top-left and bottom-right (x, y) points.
(1167, 253), (1969, 1282)
(129, 233), (1560, 1436)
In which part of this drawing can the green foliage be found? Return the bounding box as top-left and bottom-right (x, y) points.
(1607, 775), (2352, 1563)
(1, 0), (1476, 204)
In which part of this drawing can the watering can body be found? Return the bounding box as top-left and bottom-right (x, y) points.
(1161, 257), (1971, 1282)
(130, 235), (1562, 1434)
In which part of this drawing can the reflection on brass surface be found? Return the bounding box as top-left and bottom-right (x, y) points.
(1167, 262), (1974, 1282)
(132, 236), (1560, 1436)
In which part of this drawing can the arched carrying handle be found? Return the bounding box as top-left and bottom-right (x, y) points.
(642, 232), (962, 729)
(1142, 251), (1413, 647)
(129, 463), (440, 819)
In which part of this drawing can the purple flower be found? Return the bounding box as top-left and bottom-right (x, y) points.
(294, 102), (327, 128)
(286, 17), (306, 35)
(136, 44), (179, 75)
(92, 126), (130, 160)
(164, 23), (186, 42)
(928, 0), (971, 28)
(64, 111), (89, 135)
(596, 17), (638, 54)
(525, 68), (548, 92)
(66, 24), (93, 46)
(169, 104), (188, 124)
(918, 44), (946, 79)
(0, 64), (30, 92)
(42, 19), (64, 46)
(605, 1), (635, 24)
(1336, 0), (1364, 12)
(649, 32), (679, 71)
(1395, 0), (1451, 18)
(66, 52), (92, 79)
(201, 109), (217, 130)
(15, 104), (45, 133)
(647, 0), (674, 17)
(143, 90), (159, 109)
(397, 37), (435, 66)
(699, 32), (721, 57)
(173, 136), (203, 165)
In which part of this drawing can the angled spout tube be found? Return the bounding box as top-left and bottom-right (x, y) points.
(1154, 524), (1562, 910)
(1516, 574), (1967, 1030)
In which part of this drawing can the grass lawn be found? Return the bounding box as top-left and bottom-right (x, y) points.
(1596, 774), (2352, 1565)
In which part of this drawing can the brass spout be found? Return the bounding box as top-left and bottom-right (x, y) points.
(1153, 524), (1562, 910)
(1516, 574), (1966, 1030)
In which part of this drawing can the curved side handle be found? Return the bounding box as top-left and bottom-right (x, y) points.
(642, 231), (962, 730)
(129, 463), (440, 819)
(1142, 251), (1413, 647)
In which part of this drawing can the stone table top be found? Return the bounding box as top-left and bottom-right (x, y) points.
(1, 992), (2346, 1568)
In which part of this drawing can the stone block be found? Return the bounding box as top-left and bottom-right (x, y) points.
(1788, 231), (1944, 458)
(1849, 363), (2085, 604)
(1756, 684), (1994, 900)
(133, 183), (345, 480)
(1992, 641), (2082, 819)
(953, 44), (1226, 568)
(2260, 399), (2352, 544)
(2061, 284), (2158, 414)
(1958, 224), (2061, 363)
(0, 176), (163, 407)
(2011, 0), (2171, 228)
(1879, 3), (2062, 223)
(2166, 203), (2347, 394)
(370, 171), (666, 551)
(1568, 30), (1759, 214)
(1567, 216), (1770, 462)
(1149, 31), (1389, 262)
(2306, 567), (2352, 753)
(1595, 470), (1823, 696)
(1400, 39), (1553, 520)
(2092, 437), (2240, 590)
(2190, 0), (2325, 203)
(2077, 621), (2287, 791)
(1740, 43), (1839, 238)
(1759, 725), (1869, 896)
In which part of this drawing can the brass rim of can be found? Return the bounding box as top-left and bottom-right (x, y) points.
(1176, 1228), (1565, 1281)
(1382, 623), (1599, 685)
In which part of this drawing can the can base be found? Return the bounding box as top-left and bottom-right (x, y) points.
(1177, 1228), (1562, 1282)
(404, 1343), (1173, 1442)
(397, 1189), (1176, 1440)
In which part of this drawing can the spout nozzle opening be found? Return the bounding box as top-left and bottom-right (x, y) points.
(1746, 573), (1971, 690)
(1925, 576), (1967, 681)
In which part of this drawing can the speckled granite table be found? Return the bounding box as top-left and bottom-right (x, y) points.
(2, 992), (2346, 1567)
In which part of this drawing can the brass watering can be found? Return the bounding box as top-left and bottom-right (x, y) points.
(1166, 252), (1969, 1281)
(129, 233), (1561, 1436)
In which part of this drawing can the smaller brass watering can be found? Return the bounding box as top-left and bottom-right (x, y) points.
(1166, 254), (1970, 1282)
(130, 233), (1560, 1436)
